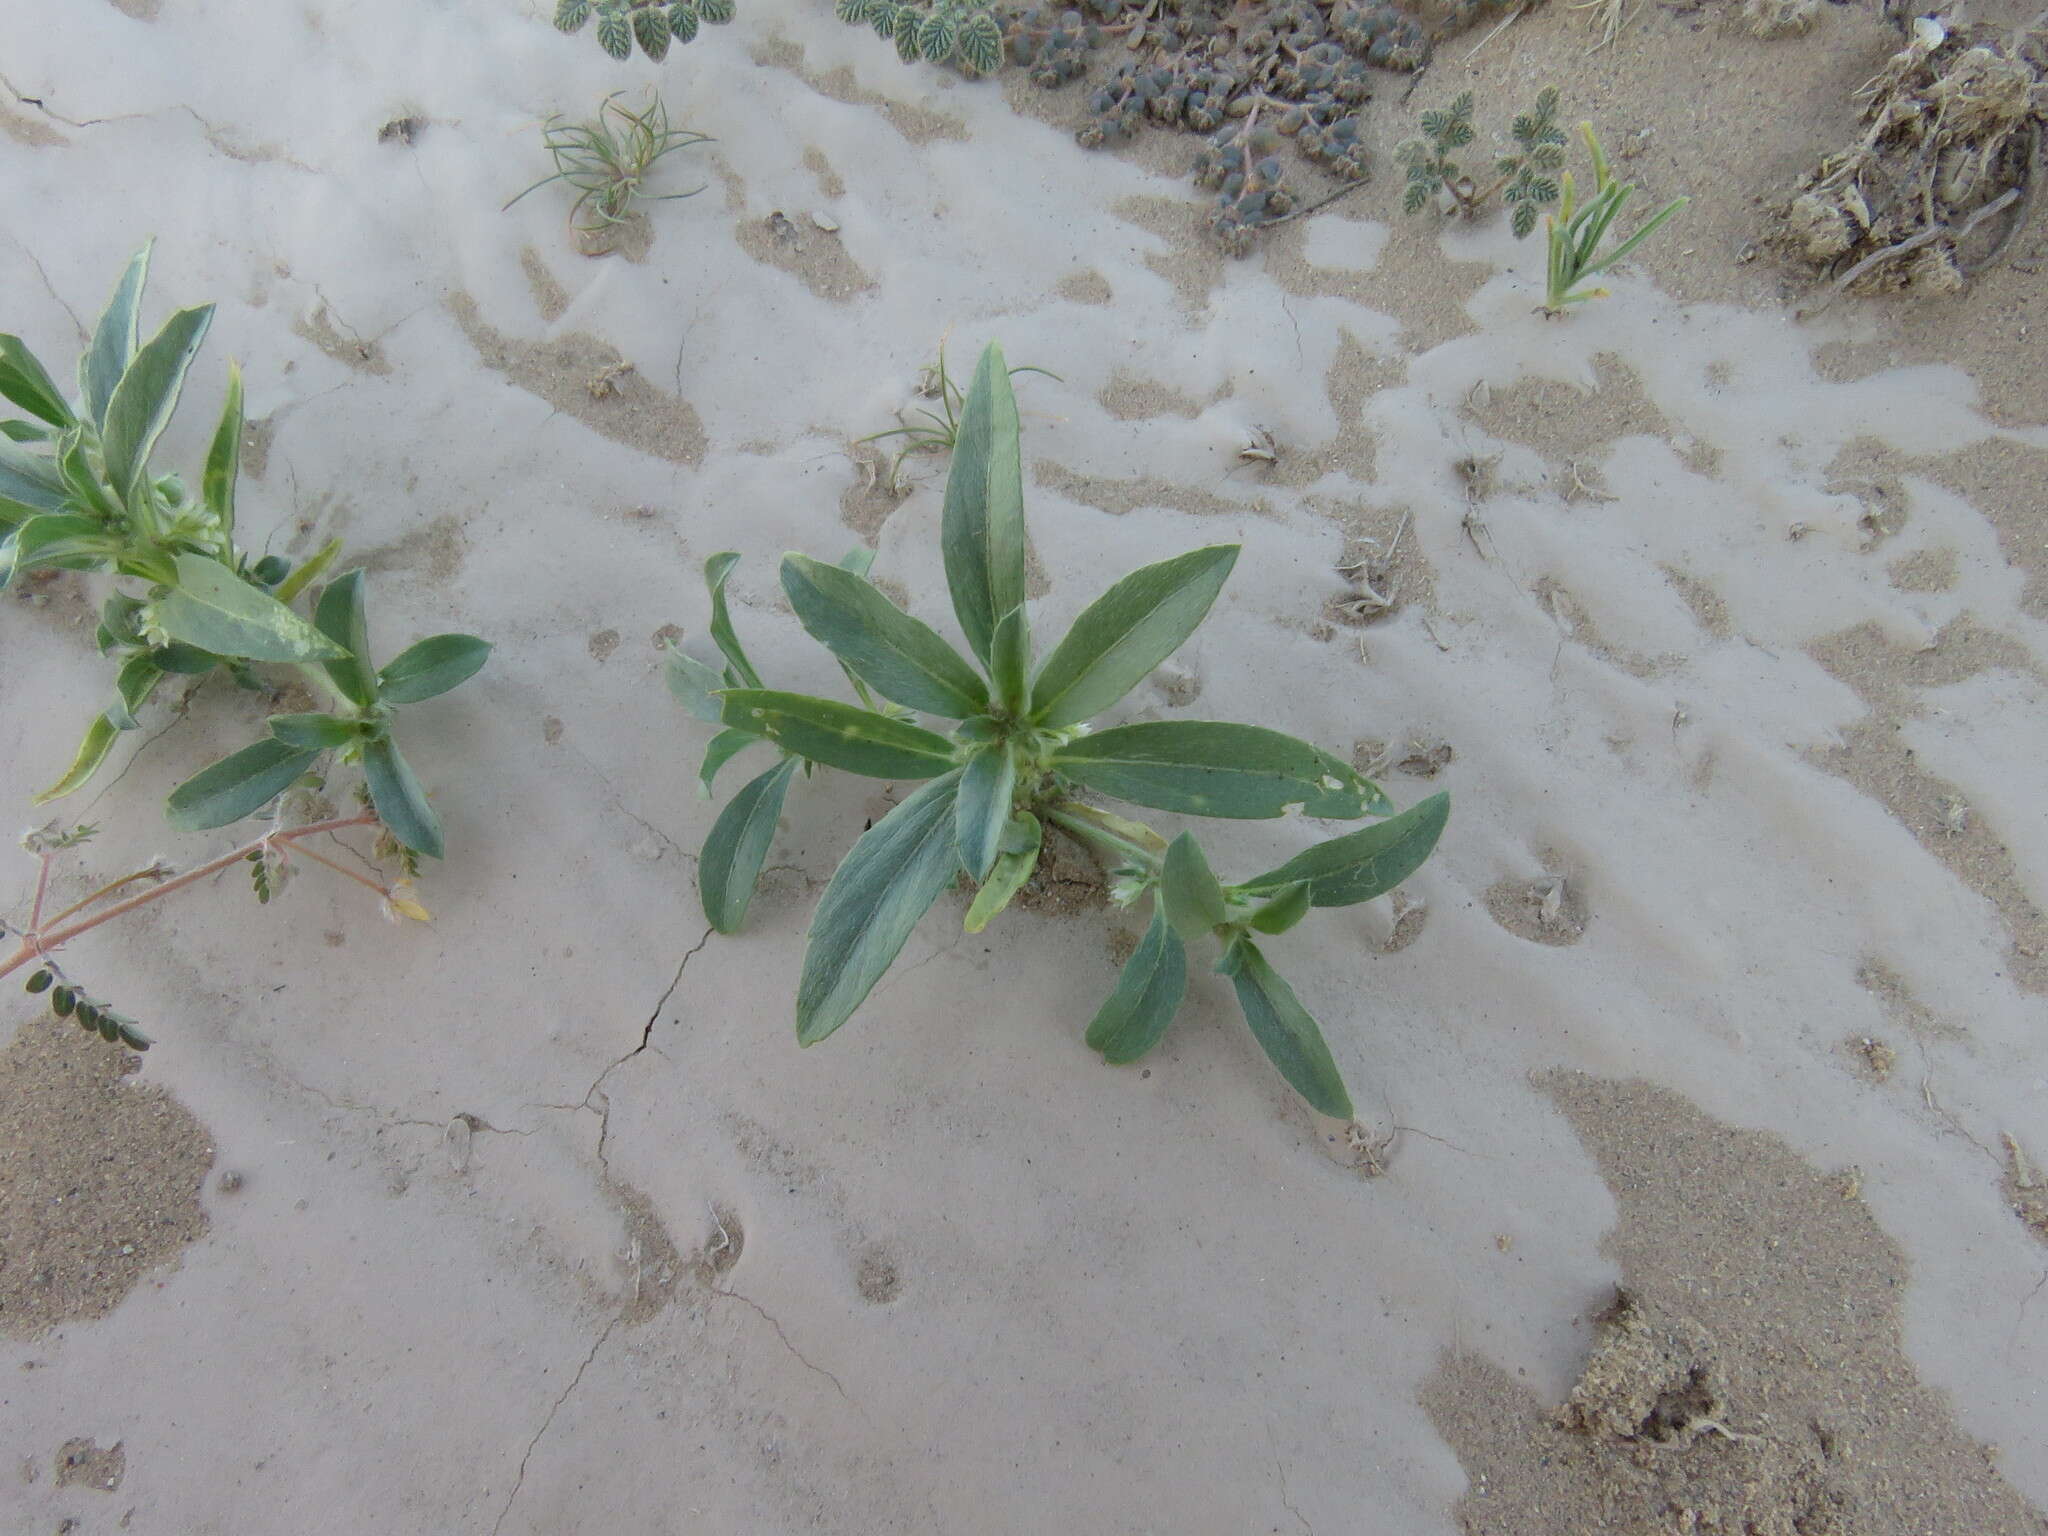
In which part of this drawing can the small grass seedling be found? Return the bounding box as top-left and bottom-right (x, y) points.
(668, 343), (1450, 1121)
(1542, 123), (1688, 313)
(856, 341), (1058, 493)
(504, 91), (712, 242)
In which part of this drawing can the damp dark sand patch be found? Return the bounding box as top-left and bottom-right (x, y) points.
(1, 1015), (213, 1338)
(1805, 618), (2048, 994)
(1423, 1073), (2046, 1536)
(448, 291), (707, 467)
(1905, 438), (2048, 624)
(1470, 353), (1719, 479)
(713, 164), (876, 304)
(1033, 460), (1272, 521)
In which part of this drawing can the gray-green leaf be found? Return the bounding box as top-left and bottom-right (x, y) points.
(202, 358), (242, 532)
(704, 552), (762, 687)
(987, 603), (1032, 716)
(101, 303), (214, 501)
(666, 646), (727, 722)
(1051, 720), (1381, 820)
(268, 712), (360, 750)
(155, 553), (347, 663)
(81, 244), (152, 427)
(698, 726), (762, 798)
(166, 738), (321, 831)
(1031, 544), (1238, 728)
(1221, 937), (1353, 1118)
(313, 567), (376, 705)
(954, 745), (1017, 881)
(1237, 791), (1448, 907)
(796, 768), (964, 1044)
(780, 553), (987, 718)
(701, 756), (799, 933)
(363, 737), (443, 858)
(378, 633), (491, 704)
(940, 343), (1027, 666)
(964, 811), (1040, 932)
(1159, 831), (1229, 941)
(1084, 910), (1188, 1065)
(717, 689), (957, 779)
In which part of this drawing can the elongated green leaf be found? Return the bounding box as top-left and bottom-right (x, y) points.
(153, 641), (220, 675)
(363, 737), (442, 858)
(57, 433), (119, 520)
(1237, 792), (1449, 907)
(1244, 880), (1312, 935)
(166, 738), (321, 830)
(34, 716), (121, 806)
(1052, 720), (1380, 820)
(0, 437), (68, 517)
(0, 335), (71, 428)
(378, 634), (491, 704)
(1160, 832), (1229, 941)
(698, 726), (762, 797)
(6, 513), (114, 575)
(704, 552), (761, 687)
(1085, 910), (1188, 1065)
(1, 419), (54, 444)
(780, 554), (988, 718)
(940, 343), (1026, 665)
(272, 537), (341, 606)
(700, 755), (799, 933)
(987, 603), (1031, 716)
(106, 652), (166, 730)
(837, 546), (877, 578)
(954, 745), (1017, 881)
(312, 568), (376, 704)
(717, 689), (955, 780)
(1220, 937), (1353, 1118)
(797, 768), (964, 1044)
(1032, 545), (1239, 728)
(268, 712), (359, 750)
(964, 811), (1040, 932)
(1045, 799), (1168, 859)
(202, 359), (242, 531)
(102, 303), (214, 500)
(666, 646), (727, 722)
(156, 552), (346, 662)
(81, 244), (152, 426)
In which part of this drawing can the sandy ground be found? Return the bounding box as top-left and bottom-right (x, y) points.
(3, 0), (2047, 1530)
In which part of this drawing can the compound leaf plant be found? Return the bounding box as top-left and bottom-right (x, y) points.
(668, 343), (1448, 1118)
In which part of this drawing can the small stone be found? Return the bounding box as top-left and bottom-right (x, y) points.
(810, 210), (841, 233)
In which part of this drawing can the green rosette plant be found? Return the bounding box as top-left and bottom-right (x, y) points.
(0, 243), (488, 858)
(669, 343), (1448, 1117)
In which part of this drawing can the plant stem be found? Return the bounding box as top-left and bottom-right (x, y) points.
(28, 852), (53, 932)
(0, 813), (379, 983)
(42, 866), (176, 929)
(1043, 805), (1164, 876)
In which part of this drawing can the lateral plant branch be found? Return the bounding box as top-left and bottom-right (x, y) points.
(667, 341), (1451, 1121)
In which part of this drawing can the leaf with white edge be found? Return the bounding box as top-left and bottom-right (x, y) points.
(1084, 909), (1188, 1065)
(698, 726), (762, 798)
(703, 552), (762, 687)
(1237, 791), (1449, 907)
(0, 437), (69, 518)
(1032, 545), (1238, 728)
(940, 343), (1026, 666)
(954, 745), (1017, 881)
(156, 553), (347, 663)
(0, 335), (72, 427)
(202, 359), (242, 532)
(363, 737), (443, 858)
(701, 755), (799, 933)
(267, 713), (360, 751)
(378, 634), (491, 704)
(101, 303), (214, 501)
(717, 689), (955, 780)
(1220, 937), (1353, 1118)
(665, 646), (727, 722)
(964, 811), (1040, 932)
(1159, 832), (1229, 942)
(1051, 720), (1380, 820)
(166, 738), (321, 831)
(34, 716), (121, 807)
(780, 553), (987, 718)
(81, 244), (151, 427)
(796, 769), (964, 1044)
(987, 603), (1032, 715)
(5, 514), (114, 577)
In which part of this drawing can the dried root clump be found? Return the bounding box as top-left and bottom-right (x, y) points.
(1740, 0), (1819, 39)
(1786, 10), (2047, 304)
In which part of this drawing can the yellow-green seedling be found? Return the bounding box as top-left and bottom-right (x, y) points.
(1543, 123), (1688, 313)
